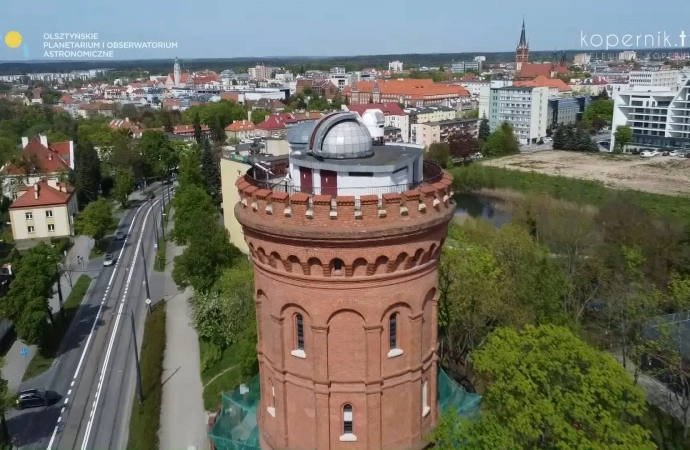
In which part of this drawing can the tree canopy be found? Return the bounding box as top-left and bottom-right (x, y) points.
(482, 122), (519, 157)
(74, 197), (113, 246)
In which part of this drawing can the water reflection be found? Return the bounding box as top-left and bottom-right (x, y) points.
(453, 193), (513, 228)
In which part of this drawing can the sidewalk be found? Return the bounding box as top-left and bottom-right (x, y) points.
(159, 208), (209, 450)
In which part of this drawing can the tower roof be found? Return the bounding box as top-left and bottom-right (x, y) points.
(518, 18), (528, 48)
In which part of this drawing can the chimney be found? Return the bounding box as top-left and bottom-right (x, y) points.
(39, 135), (48, 148)
(34, 183), (39, 200)
(21, 137), (28, 148)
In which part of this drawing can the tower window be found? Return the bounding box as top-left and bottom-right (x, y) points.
(339, 404), (356, 441)
(267, 378), (276, 417)
(332, 258), (344, 275)
(291, 313), (306, 358)
(422, 380), (430, 417)
(388, 313), (403, 358)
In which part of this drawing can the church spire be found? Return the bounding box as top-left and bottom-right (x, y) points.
(518, 17), (528, 48)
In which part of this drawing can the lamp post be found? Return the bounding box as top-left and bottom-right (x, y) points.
(139, 241), (151, 311)
(120, 310), (144, 404)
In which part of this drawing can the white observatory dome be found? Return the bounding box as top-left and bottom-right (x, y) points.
(361, 109), (385, 140)
(318, 119), (373, 159)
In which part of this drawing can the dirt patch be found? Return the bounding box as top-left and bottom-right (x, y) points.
(482, 151), (690, 196)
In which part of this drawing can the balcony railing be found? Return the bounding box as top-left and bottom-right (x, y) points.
(243, 161), (444, 209)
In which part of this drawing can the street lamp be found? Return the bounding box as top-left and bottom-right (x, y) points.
(119, 310), (144, 404)
(139, 241), (152, 308)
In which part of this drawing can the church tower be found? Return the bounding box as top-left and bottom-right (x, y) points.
(516, 18), (529, 72)
(173, 57), (181, 87)
(235, 112), (455, 449)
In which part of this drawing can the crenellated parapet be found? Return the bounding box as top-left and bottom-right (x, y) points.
(235, 172), (454, 229)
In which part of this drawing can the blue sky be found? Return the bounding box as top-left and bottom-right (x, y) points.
(1, 0), (689, 61)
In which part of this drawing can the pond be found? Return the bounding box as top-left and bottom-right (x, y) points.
(453, 193), (513, 228)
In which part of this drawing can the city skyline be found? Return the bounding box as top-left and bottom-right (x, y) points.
(2, 0), (689, 61)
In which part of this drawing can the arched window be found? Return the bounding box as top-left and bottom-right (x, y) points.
(296, 314), (304, 350)
(267, 378), (276, 417)
(342, 404), (354, 436)
(387, 313), (403, 358)
(422, 380), (430, 417)
(332, 258), (344, 275)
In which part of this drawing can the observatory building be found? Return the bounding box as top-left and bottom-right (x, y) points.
(234, 110), (455, 449)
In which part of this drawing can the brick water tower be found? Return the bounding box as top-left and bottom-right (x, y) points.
(234, 111), (455, 450)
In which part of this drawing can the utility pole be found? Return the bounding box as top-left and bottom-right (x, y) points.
(140, 241), (151, 304)
(130, 313), (144, 404)
(160, 205), (166, 241)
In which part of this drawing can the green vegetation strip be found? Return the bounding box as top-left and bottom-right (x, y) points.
(126, 301), (167, 450)
(22, 275), (92, 381)
(200, 344), (241, 411)
(154, 237), (166, 272)
(451, 164), (690, 223)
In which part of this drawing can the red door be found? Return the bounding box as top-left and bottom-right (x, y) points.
(300, 167), (313, 194)
(320, 170), (338, 196)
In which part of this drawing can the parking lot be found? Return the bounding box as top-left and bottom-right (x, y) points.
(482, 150), (690, 196)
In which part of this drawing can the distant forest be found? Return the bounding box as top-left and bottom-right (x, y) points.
(2, 48), (689, 76)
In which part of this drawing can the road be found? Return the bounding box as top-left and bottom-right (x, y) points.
(6, 191), (172, 450)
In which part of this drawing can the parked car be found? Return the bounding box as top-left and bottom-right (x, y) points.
(640, 150), (655, 158)
(661, 151), (670, 156)
(148, 193), (155, 200)
(669, 150), (685, 157)
(470, 152), (484, 160)
(686, 152), (690, 158)
(16, 389), (58, 410)
(115, 231), (124, 240)
(103, 253), (115, 267)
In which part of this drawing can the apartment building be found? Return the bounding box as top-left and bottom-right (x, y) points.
(9, 180), (79, 241)
(485, 86), (548, 144)
(450, 61), (482, 73)
(610, 77), (690, 151)
(628, 69), (683, 89)
(412, 118), (479, 147)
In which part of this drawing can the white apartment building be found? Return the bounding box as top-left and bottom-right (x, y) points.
(610, 77), (690, 151)
(486, 86), (548, 144)
(619, 51), (637, 61)
(477, 80), (515, 118)
(574, 53), (592, 66)
(628, 69), (682, 89)
(388, 60), (404, 72)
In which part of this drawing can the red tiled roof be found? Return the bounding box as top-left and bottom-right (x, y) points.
(2, 136), (71, 175)
(257, 114), (287, 130)
(168, 73), (189, 83)
(173, 125), (209, 134)
(345, 102), (405, 116)
(514, 75), (571, 92)
(10, 179), (75, 209)
(59, 95), (75, 104)
(225, 120), (256, 132)
(220, 92), (239, 101)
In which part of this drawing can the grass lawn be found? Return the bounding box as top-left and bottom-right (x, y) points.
(200, 343), (242, 411)
(22, 275), (92, 381)
(126, 301), (166, 450)
(450, 164), (690, 223)
(153, 237), (166, 272)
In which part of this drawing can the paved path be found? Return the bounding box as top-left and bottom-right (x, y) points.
(159, 208), (209, 450)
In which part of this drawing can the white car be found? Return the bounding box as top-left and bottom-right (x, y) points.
(103, 253), (115, 267)
(471, 152), (484, 160)
(669, 150), (685, 157)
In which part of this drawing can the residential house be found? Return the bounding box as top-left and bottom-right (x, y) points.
(296, 79), (339, 100)
(172, 125), (210, 141)
(256, 114), (288, 138)
(9, 179), (78, 241)
(225, 120), (257, 141)
(412, 118), (479, 147)
(1, 135), (73, 199)
(77, 102), (115, 118)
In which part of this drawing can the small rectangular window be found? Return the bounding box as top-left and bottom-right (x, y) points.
(27, 226), (35, 234)
(46, 210), (53, 218)
(25, 212), (33, 220)
(296, 315), (304, 350)
(348, 172), (374, 177)
(48, 224), (55, 232)
(343, 405), (353, 434)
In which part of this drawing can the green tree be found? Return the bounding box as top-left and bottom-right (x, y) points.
(552, 124), (566, 149)
(193, 111), (203, 144)
(331, 90), (343, 110)
(614, 125), (633, 153)
(482, 122), (519, 157)
(250, 108), (271, 125)
(0, 360), (12, 448)
(201, 139), (221, 202)
(455, 325), (654, 450)
(176, 143), (205, 188)
(137, 130), (169, 178)
(74, 141), (102, 206)
(172, 185), (217, 245)
(172, 224), (242, 293)
(582, 99), (614, 131)
(426, 142), (451, 168)
(113, 167), (135, 207)
(74, 197), (113, 248)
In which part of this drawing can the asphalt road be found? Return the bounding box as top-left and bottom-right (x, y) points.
(7, 192), (172, 450)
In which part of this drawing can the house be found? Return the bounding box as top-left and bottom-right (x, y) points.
(1, 135), (74, 199)
(344, 79), (470, 107)
(256, 114), (288, 138)
(77, 102), (115, 118)
(411, 118), (479, 147)
(514, 75), (572, 97)
(9, 179), (78, 242)
(171, 125), (210, 141)
(225, 120), (257, 141)
(296, 79), (339, 100)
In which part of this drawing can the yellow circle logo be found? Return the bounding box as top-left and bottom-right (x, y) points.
(5, 31), (22, 48)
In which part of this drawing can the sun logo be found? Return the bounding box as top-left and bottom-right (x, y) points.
(4, 31), (29, 58)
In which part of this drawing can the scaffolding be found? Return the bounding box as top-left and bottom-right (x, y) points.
(209, 367), (481, 450)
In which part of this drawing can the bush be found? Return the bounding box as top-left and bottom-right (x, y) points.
(126, 301), (167, 450)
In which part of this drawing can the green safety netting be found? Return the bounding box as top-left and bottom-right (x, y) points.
(209, 367), (481, 450)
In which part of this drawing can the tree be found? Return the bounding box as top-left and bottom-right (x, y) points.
(250, 108), (271, 125)
(447, 130), (480, 160)
(478, 115), (490, 143)
(582, 99), (614, 131)
(426, 142), (451, 168)
(172, 224), (242, 293)
(172, 185), (217, 245)
(331, 90), (343, 110)
(0, 360), (12, 448)
(614, 125), (633, 153)
(74, 198), (113, 248)
(177, 143), (205, 189)
(74, 141), (102, 206)
(0, 243), (59, 344)
(138, 130), (169, 178)
(113, 167), (135, 207)
(201, 139), (221, 202)
(210, 116), (226, 144)
(482, 122), (519, 157)
(552, 124), (566, 149)
(193, 111), (203, 144)
(161, 109), (174, 133)
(455, 325), (654, 450)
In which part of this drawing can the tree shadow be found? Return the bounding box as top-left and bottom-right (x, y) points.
(6, 402), (61, 448)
